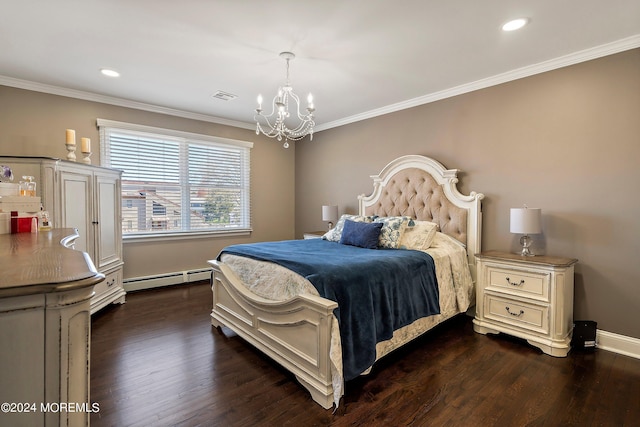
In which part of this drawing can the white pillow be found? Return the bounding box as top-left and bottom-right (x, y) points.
(322, 214), (373, 242)
(399, 221), (439, 250)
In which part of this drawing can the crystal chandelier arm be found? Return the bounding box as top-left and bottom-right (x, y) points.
(285, 120), (315, 139)
(286, 91), (310, 121)
(255, 118), (284, 139)
(281, 90), (315, 135)
(255, 94), (314, 140)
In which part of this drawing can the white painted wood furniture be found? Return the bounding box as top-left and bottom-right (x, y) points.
(209, 155), (484, 408)
(0, 229), (104, 427)
(0, 156), (124, 313)
(473, 251), (578, 357)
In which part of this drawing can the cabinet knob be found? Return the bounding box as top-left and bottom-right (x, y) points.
(92, 221), (99, 225)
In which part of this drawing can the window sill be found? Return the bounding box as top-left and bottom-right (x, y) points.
(123, 228), (252, 243)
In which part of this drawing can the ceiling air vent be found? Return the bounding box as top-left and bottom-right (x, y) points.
(212, 90), (238, 101)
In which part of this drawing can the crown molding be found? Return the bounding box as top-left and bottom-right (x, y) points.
(0, 75), (254, 130)
(1, 35), (638, 133)
(315, 34), (640, 132)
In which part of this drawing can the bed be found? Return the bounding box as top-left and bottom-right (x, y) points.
(207, 154), (484, 409)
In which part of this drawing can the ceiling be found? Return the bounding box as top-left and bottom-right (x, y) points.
(2, 1), (639, 132)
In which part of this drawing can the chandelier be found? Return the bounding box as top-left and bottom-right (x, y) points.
(254, 52), (315, 148)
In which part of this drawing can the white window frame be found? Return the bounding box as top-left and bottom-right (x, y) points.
(98, 119), (253, 242)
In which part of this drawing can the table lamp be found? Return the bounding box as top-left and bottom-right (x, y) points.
(510, 206), (542, 256)
(322, 205), (338, 229)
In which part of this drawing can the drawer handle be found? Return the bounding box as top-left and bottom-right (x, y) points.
(505, 306), (524, 317)
(506, 277), (525, 287)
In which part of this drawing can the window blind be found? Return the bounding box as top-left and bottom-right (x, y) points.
(98, 119), (252, 238)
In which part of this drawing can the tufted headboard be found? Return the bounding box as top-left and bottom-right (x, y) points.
(358, 155), (484, 279)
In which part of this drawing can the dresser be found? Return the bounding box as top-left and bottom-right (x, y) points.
(473, 251), (578, 357)
(0, 229), (104, 427)
(0, 156), (125, 313)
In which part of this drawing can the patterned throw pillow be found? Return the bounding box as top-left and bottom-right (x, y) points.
(398, 221), (439, 250)
(373, 216), (415, 249)
(322, 214), (374, 242)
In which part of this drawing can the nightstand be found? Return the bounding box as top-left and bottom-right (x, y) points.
(303, 231), (325, 239)
(473, 250), (578, 357)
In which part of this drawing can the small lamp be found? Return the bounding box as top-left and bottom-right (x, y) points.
(322, 205), (338, 229)
(510, 206), (542, 256)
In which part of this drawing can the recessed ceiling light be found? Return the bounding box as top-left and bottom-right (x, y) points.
(502, 18), (529, 32)
(100, 68), (120, 78)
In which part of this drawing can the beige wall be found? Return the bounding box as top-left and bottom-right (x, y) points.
(0, 86), (296, 279)
(296, 49), (640, 339)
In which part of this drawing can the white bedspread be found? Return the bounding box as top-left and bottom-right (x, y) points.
(219, 232), (474, 407)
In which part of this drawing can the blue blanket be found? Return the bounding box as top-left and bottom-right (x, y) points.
(219, 238), (439, 381)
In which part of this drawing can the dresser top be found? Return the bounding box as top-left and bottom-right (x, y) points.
(0, 155), (122, 173)
(0, 228), (104, 298)
(476, 250), (578, 268)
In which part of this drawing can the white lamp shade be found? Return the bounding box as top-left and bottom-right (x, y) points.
(510, 208), (542, 234)
(322, 205), (338, 222)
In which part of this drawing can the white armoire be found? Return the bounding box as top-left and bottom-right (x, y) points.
(0, 156), (125, 313)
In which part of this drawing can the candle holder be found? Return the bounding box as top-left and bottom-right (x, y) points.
(66, 143), (77, 161)
(82, 149), (92, 165)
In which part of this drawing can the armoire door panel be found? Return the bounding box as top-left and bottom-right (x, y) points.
(60, 172), (92, 256)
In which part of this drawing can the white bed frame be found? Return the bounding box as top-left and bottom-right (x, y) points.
(208, 155), (484, 408)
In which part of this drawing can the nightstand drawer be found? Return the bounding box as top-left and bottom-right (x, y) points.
(484, 294), (549, 334)
(487, 267), (549, 301)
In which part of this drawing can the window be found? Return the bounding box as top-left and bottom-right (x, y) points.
(98, 119), (252, 239)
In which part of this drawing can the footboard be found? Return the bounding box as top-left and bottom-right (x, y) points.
(208, 260), (338, 409)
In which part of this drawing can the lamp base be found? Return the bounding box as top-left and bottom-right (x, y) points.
(518, 234), (535, 256)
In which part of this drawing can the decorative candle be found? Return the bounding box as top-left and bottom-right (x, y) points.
(81, 137), (91, 153)
(66, 129), (76, 145)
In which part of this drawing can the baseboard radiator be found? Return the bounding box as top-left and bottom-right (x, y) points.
(123, 268), (211, 292)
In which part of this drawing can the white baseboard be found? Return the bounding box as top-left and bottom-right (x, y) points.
(596, 329), (640, 360)
(123, 268), (211, 292)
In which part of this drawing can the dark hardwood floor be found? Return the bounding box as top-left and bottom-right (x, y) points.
(91, 281), (640, 427)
